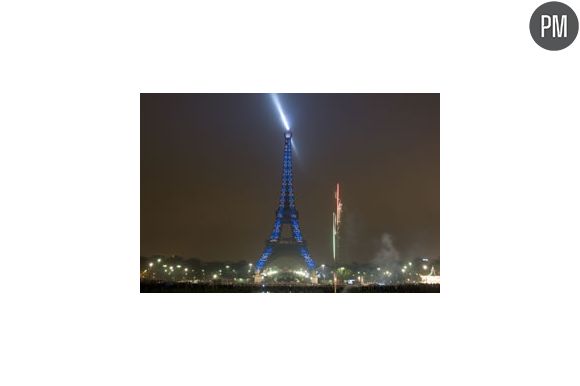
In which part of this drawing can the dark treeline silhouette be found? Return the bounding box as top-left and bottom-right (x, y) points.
(140, 280), (440, 293)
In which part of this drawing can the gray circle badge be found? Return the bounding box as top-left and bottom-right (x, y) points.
(530, 2), (578, 50)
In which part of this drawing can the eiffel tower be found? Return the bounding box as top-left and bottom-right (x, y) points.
(255, 130), (316, 273)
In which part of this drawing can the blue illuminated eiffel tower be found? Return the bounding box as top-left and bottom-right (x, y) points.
(255, 130), (316, 272)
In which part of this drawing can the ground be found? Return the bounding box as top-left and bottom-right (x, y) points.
(140, 280), (440, 293)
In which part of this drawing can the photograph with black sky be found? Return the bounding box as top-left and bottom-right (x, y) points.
(141, 93), (439, 293)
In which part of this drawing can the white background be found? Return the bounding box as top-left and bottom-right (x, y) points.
(1, 1), (579, 385)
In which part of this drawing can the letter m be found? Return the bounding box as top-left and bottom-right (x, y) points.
(552, 15), (567, 38)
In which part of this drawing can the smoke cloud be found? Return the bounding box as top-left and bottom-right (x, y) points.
(373, 233), (400, 264)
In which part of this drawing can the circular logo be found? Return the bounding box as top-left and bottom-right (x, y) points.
(530, 2), (578, 50)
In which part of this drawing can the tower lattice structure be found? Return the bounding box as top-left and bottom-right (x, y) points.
(255, 130), (316, 271)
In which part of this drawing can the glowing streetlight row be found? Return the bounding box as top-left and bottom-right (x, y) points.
(146, 258), (435, 283)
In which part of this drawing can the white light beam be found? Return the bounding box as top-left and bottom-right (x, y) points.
(270, 93), (290, 131)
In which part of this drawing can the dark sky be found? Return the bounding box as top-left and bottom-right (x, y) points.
(141, 94), (439, 265)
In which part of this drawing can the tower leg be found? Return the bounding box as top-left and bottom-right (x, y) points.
(299, 246), (316, 270)
(256, 245), (273, 271)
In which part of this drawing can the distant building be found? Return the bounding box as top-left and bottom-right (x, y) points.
(420, 266), (440, 284)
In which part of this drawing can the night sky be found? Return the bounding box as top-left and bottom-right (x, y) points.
(141, 94), (439, 265)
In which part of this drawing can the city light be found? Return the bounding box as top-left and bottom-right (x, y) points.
(157, 258), (162, 263)
(293, 270), (309, 278)
(141, 256), (439, 289)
